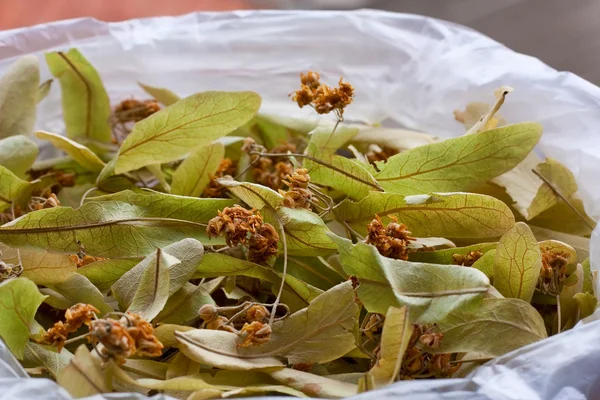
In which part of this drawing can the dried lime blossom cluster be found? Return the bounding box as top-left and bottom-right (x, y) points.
(202, 158), (237, 198)
(41, 304), (163, 365)
(452, 250), (483, 267)
(198, 303), (273, 347)
(538, 248), (570, 295)
(251, 142), (297, 190)
(291, 71), (355, 119)
(41, 303), (100, 351)
(400, 324), (460, 379)
(366, 215), (415, 261)
(207, 206), (279, 264)
(279, 168), (312, 209)
(111, 98), (161, 143)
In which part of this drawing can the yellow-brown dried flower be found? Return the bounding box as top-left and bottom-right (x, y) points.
(538, 248), (570, 295)
(248, 223), (279, 264)
(280, 168), (312, 209)
(113, 99), (161, 123)
(207, 206), (264, 247)
(204, 315), (238, 333)
(237, 321), (272, 347)
(121, 312), (163, 358)
(245, 305), (270, 323)
(452, 250), (484, 267)
(202, 158), (238, 198)
(41, 304), (99, 351)
(291, 71), (354, 119)
(366, 146), (399, 166)
(69, 254), (107, 268)
(89, 319), (136, 365)
(366, 215), (415, 261)
(251, 143), (297, 190)
(41, 321), (70, 352)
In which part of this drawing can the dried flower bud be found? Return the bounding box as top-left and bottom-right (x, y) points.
(291, 72), (354, 119)
(538, 248), (570, 295)
(241, 137), (257, 153)
(237, 321), (272, 347)
(65, 303), (99, 329)
(248, 223), (279, 264)
(90, 319), (136, 365)
(245, 305), (270, 322)
(199, 304), (219, 322)
(202, 158), (237, 198)
(300, 71), (321, 90)
(419, 332), (443, 349)
(452, 250), (483, 267)
(366, 215), (415, 260)
(366, 146), (399, 166)
(42, 193), (60, 209)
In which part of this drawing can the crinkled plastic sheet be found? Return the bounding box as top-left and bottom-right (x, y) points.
(0, 9), (599, 400)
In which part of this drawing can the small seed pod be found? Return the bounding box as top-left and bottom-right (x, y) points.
(198, 304), (219, 322)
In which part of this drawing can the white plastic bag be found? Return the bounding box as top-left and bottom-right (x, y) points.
(1, 9), (599, 400)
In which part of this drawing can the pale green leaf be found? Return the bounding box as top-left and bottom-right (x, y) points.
(305, 142), (382, 200)
(193, 253), (322, 308)
(573, 292), (597, 319)
(37, 79), (53, 103)
(0, 135), (38, 177)
(23, 342), (73, 378)
(146, 163), (170, 192)
(0, 277), (45, 359)
(282, 257), (344, 291)
(112, 238), (204, 318)
(89, 189), (236, 226)
(45, 49), (111, 142)
(124, 248), (173, 320)
(138, 82), (180, 106)
(57, 345), (111, 397)
(581, 258), (593, 294)
(494, 222), (542, 302)
(350, 125), (437, 154)
(307, 125), (359, 155)
(176, 281), (357, 367)
(529, 195), (595, 236)
(171, 142), (224, 197)
(332, 235), (490, 321)
(336, 192), (514, 239)
(48, 274), (112, 315)
(217, 177), (284, 210)
(155, 282), (215, 325)
(538, 240), (577, 265)
(471, 250), (496, 278)
(0, 200), (214, 257)
(115, 91), (261, 174)
(408, 243), (497, 264)
(268, 368), (358, 399)
(278, 207), (337, 256)
(0, 56), (39, 138)
(0, 165), (30, 208)
(176, 329), (285, 370)
(0, 243), (76, 285)
(122, 359), (169, 380)
(365, 306), (413, 389)
(434, 298), (547, 356)
(154, 324), (195, 349)
(527, 158), (578, 219)
(35, 130), (105, 172)
(77, 258), (140, 293)
(374, 123), (543, 195)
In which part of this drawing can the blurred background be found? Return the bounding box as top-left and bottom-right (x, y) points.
(1, 0), (598, 85)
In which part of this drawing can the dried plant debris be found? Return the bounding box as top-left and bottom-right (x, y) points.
(0, 53), (596, 399)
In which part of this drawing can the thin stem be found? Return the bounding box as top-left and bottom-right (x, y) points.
(64, 332), (92, 345)
(233, 155), (262, 181)
(225, 303), (253, 326)
(80, 187), (99, 207)
(556, 294), (562, 334)
(319, 118), (341, 154)
(251, 151), (384, 192)
(269, 210), (288, 326)
(342, 220), (365, 241)
(532, 168), (595, 230)
(450, 357), (493, 365)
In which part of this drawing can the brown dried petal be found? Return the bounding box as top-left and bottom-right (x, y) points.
(237, 321), (272, 347)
